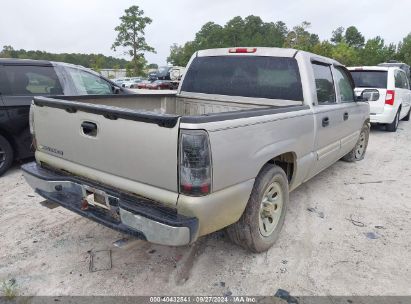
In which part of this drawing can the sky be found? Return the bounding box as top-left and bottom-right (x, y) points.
(1, 0), (410, 65)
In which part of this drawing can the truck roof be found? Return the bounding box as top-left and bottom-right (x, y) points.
(347, 66), (397, 72)
(195, 47), (342, 66)
(0, 58), (52, 66)
(0, 57), (100, 77)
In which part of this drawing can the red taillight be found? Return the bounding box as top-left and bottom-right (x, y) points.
(229, 47), (257, 53)
(385, 90), (395, 106)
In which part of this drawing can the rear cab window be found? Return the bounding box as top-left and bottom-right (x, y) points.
(0, 65), (63, 96)
(181, 56), (303, 101)
(350, 70), (388, 89)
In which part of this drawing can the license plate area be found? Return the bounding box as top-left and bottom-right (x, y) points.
(82, 185), (112, 210)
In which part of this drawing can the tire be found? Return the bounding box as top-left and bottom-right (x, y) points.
(386, 109), (400, 132)
(342, 123), (370, 162)
(225, 164), (289, 253)
(402, 108), (410, 121)
(0, 135), (14, 177)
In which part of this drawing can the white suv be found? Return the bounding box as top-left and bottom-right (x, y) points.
(349, 66), (411, 132)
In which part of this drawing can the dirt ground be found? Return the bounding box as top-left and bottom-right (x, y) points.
(1, 122), (410, 297)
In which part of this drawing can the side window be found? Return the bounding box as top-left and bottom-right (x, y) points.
(334, 67), (355, 102)
(397, 71), (409, 89)
(395, 71), (403, 88)
(66, 67), (113, 95)
(1, 65), (63, 96)
(312, 63), (336, 104)
(404, 72), (410, 89)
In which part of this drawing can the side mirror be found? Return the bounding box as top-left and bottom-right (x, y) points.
(112, 86), (122, 94)
(359, 89), (380, 102)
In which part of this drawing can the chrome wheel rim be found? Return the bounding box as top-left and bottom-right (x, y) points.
(259, 181), (283, 237)
(355, 131), (366, 159)
(0, 145), (5, 169)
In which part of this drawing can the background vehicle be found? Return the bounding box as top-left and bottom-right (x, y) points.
(146, 80), (173, 90)
(349, 66), (411, 131)
(122, 77), (142, 88)
(136, 80), (153, 89)
(113, 77), (130, 86)
(379, 61), (411, 83)
(151, 66), (185, 90)
(23, 48), (369, 252)
(0, 58), (130, 176)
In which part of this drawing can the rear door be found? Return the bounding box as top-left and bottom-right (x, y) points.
(350, 69), (388, 114)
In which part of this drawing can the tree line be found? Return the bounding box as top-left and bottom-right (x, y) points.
(0, 45), (129, 72)
(167, 16), (411, 68)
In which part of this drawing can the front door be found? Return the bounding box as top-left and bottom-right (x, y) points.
(332, 66), (367, 156)
(309, 62), (346, 177)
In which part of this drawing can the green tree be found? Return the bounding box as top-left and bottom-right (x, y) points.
(331, 27), (345, 44)
(0, 45), (17, 58)
(397, 34), (411, 65)
(167, 16), (289, 66)
(0, 46), (128, 68)
(112, 5), (155, 76)
(284, 22), (318, 51)
(224, 16), (246, 46)
(345, 26), (365, 48)
(359, 36), (396, 65)
(331, 42), (359, 66)
(312, 41), (334, 58)
(90, 54), (105, 73)
(147, 63), (158, 69)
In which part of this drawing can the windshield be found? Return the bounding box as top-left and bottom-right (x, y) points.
(181, 56), (303, 101)
(350, 70), (388, 89)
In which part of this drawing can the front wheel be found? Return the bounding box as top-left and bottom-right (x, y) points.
(342, 123), (370, 162)
(225, 164), (289, 253)
(0, 135), (14, 177)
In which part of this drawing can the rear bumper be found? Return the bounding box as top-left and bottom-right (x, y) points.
(22, 162), (198, 246)
(370, 106), (397, 124)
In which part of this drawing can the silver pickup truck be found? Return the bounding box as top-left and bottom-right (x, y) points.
(23, 47), (370, 252)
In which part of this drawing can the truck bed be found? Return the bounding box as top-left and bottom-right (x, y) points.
(44, 94), (271, 116)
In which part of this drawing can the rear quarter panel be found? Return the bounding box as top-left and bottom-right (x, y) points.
(181, 109), (315, 192)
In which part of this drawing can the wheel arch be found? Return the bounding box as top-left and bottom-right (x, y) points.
(0, 128), (17, 156)
(261, 152), (297, 185)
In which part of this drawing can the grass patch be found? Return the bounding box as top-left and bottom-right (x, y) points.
(1, 279), (18, 299)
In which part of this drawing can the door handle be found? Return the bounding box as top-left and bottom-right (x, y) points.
(344, 112), (349, 121)
(81, 121), (97, 136)
(322, 117), (329, 127)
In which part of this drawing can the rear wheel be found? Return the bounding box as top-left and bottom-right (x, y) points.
(225, 164), (289, 253)
(386, 109), (400, 132)
(342, 123), (370, 162)
(0, 135), (14, 177)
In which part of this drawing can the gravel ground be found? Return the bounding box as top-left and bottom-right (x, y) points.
(0, 122), (410, 296)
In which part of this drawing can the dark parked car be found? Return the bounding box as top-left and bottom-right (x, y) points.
(136, 80), (153, 89)
(0, 58), (130, 176)
(146, 80), (173, 90)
